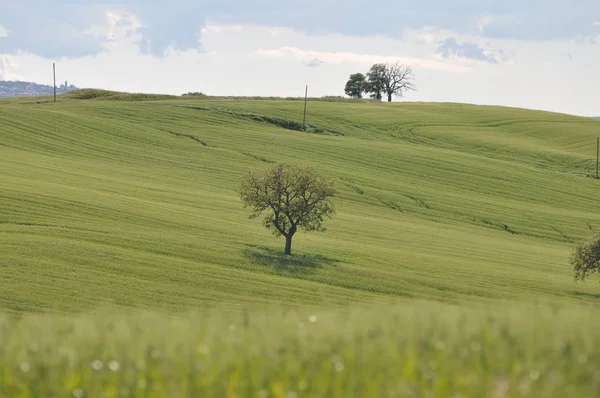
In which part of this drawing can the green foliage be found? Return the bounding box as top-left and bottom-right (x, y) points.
(571, 231), (600, 281)
(365, 64), (387, 100)
(344, 73), (367, 99)
(1, 301), (600, 397)
(240, 163), (336, 254)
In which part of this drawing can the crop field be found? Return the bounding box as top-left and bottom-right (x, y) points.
(1, 90), (599, 396)
(1, 302), (600, 398)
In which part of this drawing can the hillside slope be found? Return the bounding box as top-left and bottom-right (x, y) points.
(1, 92), (600, 314)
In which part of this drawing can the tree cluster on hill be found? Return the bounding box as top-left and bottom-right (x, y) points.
(0, 80), (78, 98)
(344, 62), (416, 102)
(181, 92), (206, 97)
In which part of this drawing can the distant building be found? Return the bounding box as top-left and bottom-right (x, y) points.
(0, 80), (79, 98)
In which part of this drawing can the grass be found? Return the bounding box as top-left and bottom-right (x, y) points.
(2, 90), (600, 395)
(1, 301), (599, 398)
(2, 92), (600, 312)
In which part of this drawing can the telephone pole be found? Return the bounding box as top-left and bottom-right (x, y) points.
(53, 63), (56, 103)
(302, 85), (308, 131)
(596, 137), (600, 179)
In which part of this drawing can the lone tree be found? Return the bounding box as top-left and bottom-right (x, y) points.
(240, 163), (336, 255)
(344, 73), (367, 98)
(382, 62), (416, 102)
(571, 231), (600, 282)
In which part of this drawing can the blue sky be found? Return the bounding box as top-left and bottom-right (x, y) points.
(1, 1), (599, 115)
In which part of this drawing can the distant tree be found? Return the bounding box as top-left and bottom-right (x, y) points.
(382, 62), (416, 102)
(365, 64), (387, 101)
(571, 231), (600, 282)
(240, 163), (336, 255)
(361, 62), (416, 102)
(182, 92), (206, 96)
(344, 73), (367, 98)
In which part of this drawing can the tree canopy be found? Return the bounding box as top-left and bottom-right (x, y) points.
(240, 163), (336, 255)
(345, 62), (416, 102)
(344, 73), (367, 99)
(365, 64), (387, 101)
(571, 231), (600, 282)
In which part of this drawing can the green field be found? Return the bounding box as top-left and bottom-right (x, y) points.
(1, 90), (600, 396)
(2, 302), (600, 397)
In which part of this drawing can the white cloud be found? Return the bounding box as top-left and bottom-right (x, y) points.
(83, 10), (143, 44)
(478, 16), (495, 32)
(0, 55), (22, 80)
(201, 23), (243, 34)
(436, 38), (508, 64)
(402, 26), (453, 45)
(476, 14), (520, 35)
(0, 25), (8, 38)
(256, 46), (472, 72)
(304, 58), (325, 68)
(2, 18), (600, 116)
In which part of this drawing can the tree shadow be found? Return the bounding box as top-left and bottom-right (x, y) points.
(242, 245), (339, 275)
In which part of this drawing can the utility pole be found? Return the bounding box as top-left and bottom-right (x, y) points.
(302, 85), (308, 131)
(53, 63), (56, 103)
(596, 137), (600, 179)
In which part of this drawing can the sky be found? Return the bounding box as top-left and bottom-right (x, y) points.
(0, 1), (599, 116)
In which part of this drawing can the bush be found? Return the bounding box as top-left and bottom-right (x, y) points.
(571, 231), (600, 281)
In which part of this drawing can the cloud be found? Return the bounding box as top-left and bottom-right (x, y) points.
(0, 55), (22, 80)
(207, 0), (600, 42)
(0, 3), (110, 58)
(304, 58), (325, 68)
(0, 25), (7, 38)
(402, 26), (453, 45)
(436, 38), (507, 63)
(134, 10), (205, 57)
(256, 46), (471, 72)
(1, 1), (600, 59)
(83, 10), (142, 44)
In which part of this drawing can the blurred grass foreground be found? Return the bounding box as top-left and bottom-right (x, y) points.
(1, 301), (599, 398)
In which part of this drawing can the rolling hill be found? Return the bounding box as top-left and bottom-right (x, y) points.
(2, 90), (600, 396)
(1, 90), (600, 313)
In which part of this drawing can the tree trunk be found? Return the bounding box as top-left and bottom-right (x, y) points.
(284, 234), (293, 255)
(387, 92), (392, 102)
